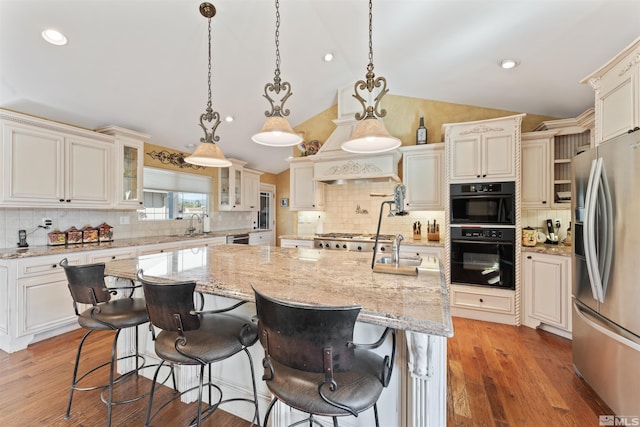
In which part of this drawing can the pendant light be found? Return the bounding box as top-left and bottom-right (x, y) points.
(251, 0), (302, 147)
(185, 2), (232, 168)
(342, 0), (400, 154)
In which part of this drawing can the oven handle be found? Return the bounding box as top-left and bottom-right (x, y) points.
(451, 239), (513, 245)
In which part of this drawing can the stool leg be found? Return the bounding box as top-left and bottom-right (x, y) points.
(373, 403), (380, 427)
(196, 363), (206, 426)
(144, 360), (166, 427)
(106, 329), (121, 427)
(244, 348), (261, 426)
(263, 397), (278, 427)
(65, 329), (93, 419)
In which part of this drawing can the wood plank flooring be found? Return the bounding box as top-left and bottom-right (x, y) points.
(0, 317), (611, 426)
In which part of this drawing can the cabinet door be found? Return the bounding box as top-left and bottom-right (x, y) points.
(219, 167), (231, 210)
(243, 171), (260, 211)
(2, 122), (65, 204)
(116, 139), (144, 208)
(66, 135), (113, 206)
(523, 253), (570, 330)
(18, 274), (76, 336)
(483, 133), (515, 179)
(450, 135), (481, 181)
(403, 145), (444, 210)
(249, 231), (272, 246)
(290, 162), (322, 210)
(521, 138), (551, 208)
(234, 168), (243, 208)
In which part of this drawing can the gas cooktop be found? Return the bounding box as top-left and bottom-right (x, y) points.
(314, 233), (395, 241)
(313, 233), (394, 252)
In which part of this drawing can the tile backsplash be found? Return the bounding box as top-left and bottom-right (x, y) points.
(296, 181), (446, 240)
(0, 208), (254, 249)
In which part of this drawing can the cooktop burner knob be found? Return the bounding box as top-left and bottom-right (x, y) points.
(335, 243), (341, 249)
(324, 243), (330, 248)
(342, 244), (347, 249)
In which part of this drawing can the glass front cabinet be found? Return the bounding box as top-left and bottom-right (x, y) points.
(97, 126), (148, 209)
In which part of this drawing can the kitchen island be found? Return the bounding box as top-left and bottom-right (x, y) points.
(104, 244), (452, 427)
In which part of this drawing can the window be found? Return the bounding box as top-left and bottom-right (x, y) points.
(140, 167), (212, 221)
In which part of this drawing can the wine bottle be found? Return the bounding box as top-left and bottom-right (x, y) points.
(416, 116), (427, 145)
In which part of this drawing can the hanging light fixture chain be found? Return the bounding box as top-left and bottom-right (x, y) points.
(261, 0), (292, 118)
(274, 0), (281, 79)
(367, 0), (373, 73)
(198, 6), (220, 144)
(207, 17), (213, 110)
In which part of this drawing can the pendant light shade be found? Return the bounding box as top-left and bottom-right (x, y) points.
(342, 0), (399, 154)
(184, 2), (231, 168)
(252, 0), (302, 147)
(252, 116), (301, 146)
(341, 117), (401, 153)
(185, 141), (232, 167)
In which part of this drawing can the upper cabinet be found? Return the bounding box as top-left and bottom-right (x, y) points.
(289, 158), (325, 211)
(242, 169), (262, 212)
(96, 126), (149, 209)
(582, 36), (640, 144)
(218, 159), (245, 211)
(400, 143), (444, 211)
(1, 110), (114, 208)
(521, 131), (555, 209)
(444, 114), (525, 183)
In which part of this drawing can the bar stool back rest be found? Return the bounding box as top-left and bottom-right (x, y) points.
(61, 259), (111, 307)
(255, 290), (360, 373)
(141, 280), (201, 333)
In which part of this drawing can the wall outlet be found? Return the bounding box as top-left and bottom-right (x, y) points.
(554, 219), (561, 229)
(42, 218), (52, 227)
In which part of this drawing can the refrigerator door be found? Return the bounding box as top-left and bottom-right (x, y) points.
(573, 300), (640, 415)
(571, 147), (598, 312)
(596, 131), (640, 337)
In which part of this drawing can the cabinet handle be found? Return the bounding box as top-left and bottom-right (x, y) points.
(111, 256), (116, 260)
(527, 255), (532, 259)
(542, 201), (547, 204)
(66, 199), (71, 203)
(476, 175), (481, 178)
(482, 174), (487, 178)
(479, 298), (484, 303)
(139, 201), (143, 205)
(59, 199), (65, 202)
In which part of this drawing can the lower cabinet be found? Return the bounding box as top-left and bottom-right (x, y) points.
(400, 244), (443, 261)
(450, 284), (516, 325)
(249, 230), (273, 246)
(280, 238), (314, 248)
(522, 252), (572, 337)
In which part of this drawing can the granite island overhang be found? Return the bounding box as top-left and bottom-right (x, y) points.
(104, 244), (453, 426)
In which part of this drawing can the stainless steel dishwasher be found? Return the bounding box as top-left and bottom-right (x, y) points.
(226, 233), (249, 244)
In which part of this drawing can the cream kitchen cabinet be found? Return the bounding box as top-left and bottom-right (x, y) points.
(249, 230), (273, 246)
(444, 114), (525, 183)
(97, 126), (148, 209)
(242, 169), (262, 212)
(400, 244), (443, 261)
(582, 36), (640, 144)
(522, 252), (572, 337)
(280, 238), (314, 248)
(1, 111), (114, 208)
(218, 159), (245, 211)
(400, 144), (444, 211)
(521, 131), (555, 209)
(289, 159), (325, 211)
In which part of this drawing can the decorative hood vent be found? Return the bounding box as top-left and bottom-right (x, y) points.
(310, 118), (401, 184)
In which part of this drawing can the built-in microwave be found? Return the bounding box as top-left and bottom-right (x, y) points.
(450, 181), (515, 225)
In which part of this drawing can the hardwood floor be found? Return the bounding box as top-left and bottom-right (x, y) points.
(0, 317), (610, 426)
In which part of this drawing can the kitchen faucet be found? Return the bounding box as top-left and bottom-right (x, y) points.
(187, 213), (202, 236)
(371, 184), (408, 269)
(392, 234), (404, 267)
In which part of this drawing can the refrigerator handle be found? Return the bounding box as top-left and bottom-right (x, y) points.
(597, 162), (614, 300)
(584, 158), (605, 303)
(574, 301), (640, 352)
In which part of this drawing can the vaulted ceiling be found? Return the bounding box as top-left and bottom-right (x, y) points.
(1, 1), (639, 173)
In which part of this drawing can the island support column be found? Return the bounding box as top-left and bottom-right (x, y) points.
(405, 331), (447, 427)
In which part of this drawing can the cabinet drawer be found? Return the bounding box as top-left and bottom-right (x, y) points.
(17, 253), (85, 278)
(452, 288), (514, 314)
(86, 249), (137, 263)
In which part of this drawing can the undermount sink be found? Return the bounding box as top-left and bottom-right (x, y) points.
(376, 256), (422, 267)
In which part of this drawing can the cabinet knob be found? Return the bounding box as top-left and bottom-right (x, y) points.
(111, 256), (116, 260)
(479, 298), (484, 303)
(59, 199), (65, 202)
(527, 256), (532, 259)
(476, 175), (481, 178)
(66, 199), (71, 203)
(482, 174), (487, 178)
(542, 201), (547, 204)
(52, 264), (57, 268)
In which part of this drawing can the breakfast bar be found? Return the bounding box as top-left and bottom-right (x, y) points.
(104, 244), (453, 427)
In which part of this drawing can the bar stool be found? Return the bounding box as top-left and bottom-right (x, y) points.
(253, 287), (396, 427)
(60, 257), (149, 427)
(136, 269), (261, 427)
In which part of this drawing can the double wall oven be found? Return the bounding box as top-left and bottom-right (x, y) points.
(450, 182), (516, 290)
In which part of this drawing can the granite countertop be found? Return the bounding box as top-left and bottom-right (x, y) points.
(104, 245), (453, 337)
(279, 234), (444, 247)
(0, 229), (271, 260)
(521, 243), (572, 257)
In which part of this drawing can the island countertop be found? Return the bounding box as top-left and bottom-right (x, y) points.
(104, 244), (453, 337)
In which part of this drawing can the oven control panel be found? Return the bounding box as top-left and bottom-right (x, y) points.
(452, 227), (515, 242)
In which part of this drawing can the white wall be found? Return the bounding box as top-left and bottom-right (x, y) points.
(0, 208), (254, 249)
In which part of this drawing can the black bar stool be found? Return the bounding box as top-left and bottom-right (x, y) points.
(60, 257), (149, 427)
(137, 269), (261, 427)
(253, 287), (396, 427)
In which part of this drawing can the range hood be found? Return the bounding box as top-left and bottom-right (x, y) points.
(310, 117), (401, 184)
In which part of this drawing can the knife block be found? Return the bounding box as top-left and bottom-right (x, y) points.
(412, 231), (422, 240)
(427, 232), (440, 242)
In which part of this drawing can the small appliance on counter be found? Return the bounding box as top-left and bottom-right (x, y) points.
(544, 219), (559, 245)
(522, 226), (537, 247)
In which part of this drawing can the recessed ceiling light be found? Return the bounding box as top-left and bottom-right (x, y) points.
(499, 59), (519, 69)
(42, 29), (67, 46)
(323, 52), (334, 62)
(225, 116), (234, 122)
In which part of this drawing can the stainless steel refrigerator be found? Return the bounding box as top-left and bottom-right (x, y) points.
(572, 130), (640, 415)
